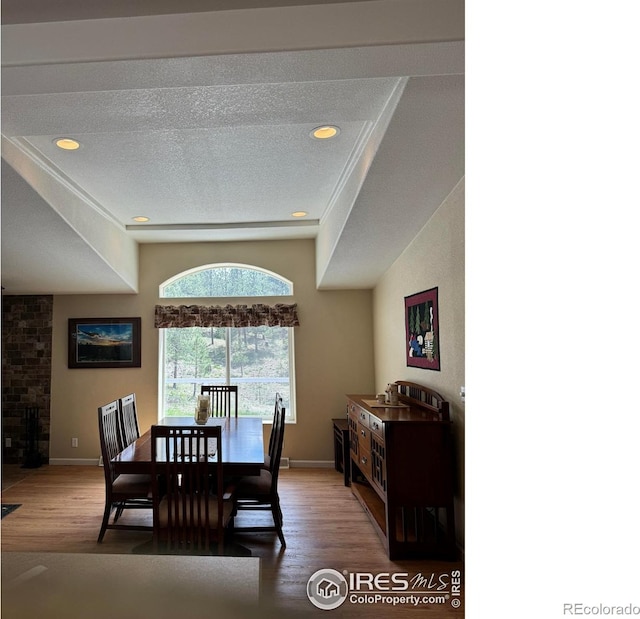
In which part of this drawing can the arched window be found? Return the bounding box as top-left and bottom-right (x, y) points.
(161, 263), (293, 298)
(157, 264), (296, 421)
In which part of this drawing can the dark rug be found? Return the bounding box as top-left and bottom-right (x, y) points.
(1, 504), (21, 519)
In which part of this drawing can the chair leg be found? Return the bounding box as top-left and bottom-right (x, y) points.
(272, 495), (284, 527)
(275, 522), (286, 547)
(97, 503), (112, 542)
(271, 502), (286, 548)
(114, 503), (124, 522)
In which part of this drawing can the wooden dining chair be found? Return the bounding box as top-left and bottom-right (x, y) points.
(263, 393), (282, 470)
(118, 393), (140, 449)
(232, 395), (286, 547)
(97, 401), (153, 542)
(150, 425), (236, 554)
(200, 385), (238, 418)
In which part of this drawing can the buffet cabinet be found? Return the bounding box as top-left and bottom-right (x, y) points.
(347, 381), (455, 559)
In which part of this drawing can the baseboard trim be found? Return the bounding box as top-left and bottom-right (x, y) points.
(289, 460), (333, 468)
(49, 458), (100, 466)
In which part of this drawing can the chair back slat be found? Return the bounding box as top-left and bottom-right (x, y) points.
(118, 393), (140, 448)
(267, 394), (282, 457)
(268, 394), (286, 492)
(200, 385), (238, 418)
(98, 401), (122, 484)
(151, 425), (224, 552)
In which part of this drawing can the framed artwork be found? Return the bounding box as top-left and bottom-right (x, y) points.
(68, 317), (141, 368)
(405, 287), (440, 370)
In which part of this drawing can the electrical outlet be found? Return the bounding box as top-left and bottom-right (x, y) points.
(5, 438), (11, 448)
(71, 438), (79, 448)
(460, 386), (465, 402)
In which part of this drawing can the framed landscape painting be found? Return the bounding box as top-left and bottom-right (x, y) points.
(68, 317), (141, 368)
(405, 287), (440, 371)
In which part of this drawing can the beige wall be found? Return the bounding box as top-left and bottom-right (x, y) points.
(50, 239), (374, 462)
(48, 188), (464, 541)
(372, 177), (465, 544)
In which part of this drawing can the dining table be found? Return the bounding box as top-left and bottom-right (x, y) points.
(112, 416), (265, 477)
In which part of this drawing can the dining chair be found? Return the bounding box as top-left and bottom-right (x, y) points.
(118, 393), (140, 449)
(150, 424), (236, 554)
(232, 395), (286, 547)
(200, 385), (238, 418)
(97, 401), (153, 542)
(263, 393), (282, 470)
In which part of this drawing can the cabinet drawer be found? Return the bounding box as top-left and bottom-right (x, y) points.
(357, 421), (371, 452)
(369, 413), (383, 439)
(357, 444), (372, 475)
(349, 402), (369, 424)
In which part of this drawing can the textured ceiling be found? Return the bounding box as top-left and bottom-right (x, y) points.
(1, 0), (465, 294)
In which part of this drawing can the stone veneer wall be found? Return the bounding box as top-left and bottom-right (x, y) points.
(1, 295), (53, 465)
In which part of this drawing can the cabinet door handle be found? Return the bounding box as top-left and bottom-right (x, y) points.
(372, 422), (379, 431)
(361, 456), (368, 465)
(361, 430), (366, 437)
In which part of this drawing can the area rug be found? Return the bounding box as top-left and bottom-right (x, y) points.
(2, 552), (261, 617)
(1, 504), (21, 519)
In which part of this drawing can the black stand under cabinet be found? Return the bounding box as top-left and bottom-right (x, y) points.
(347, 381), (456, 560)
(332, 418), (350, 486)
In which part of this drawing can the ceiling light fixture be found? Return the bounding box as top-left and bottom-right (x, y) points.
(291, 211), (307, 218)
(54, 138), (81, 150)
(132, 216), (150, 222)
(311, 125), (340, 140)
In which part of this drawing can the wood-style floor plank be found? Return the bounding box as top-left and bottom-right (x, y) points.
(1, 465), (464, 617)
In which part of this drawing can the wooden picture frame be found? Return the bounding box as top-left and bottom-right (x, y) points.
(405, 287), (440, 371)
(68, 317), (141, 368)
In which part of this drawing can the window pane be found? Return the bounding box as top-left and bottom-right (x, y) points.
(162, 265), (292, 297)
(163, 327), (224, 416)
(229, 326), (291, 417)
(162, 326), (292, 419)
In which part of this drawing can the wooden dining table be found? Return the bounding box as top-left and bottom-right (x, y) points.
(112, 416), (265, 477)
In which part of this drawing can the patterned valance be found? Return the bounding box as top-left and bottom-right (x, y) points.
(154, 303), (299, 328)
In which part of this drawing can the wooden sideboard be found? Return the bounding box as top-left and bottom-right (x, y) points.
(346, 381), (455, 559)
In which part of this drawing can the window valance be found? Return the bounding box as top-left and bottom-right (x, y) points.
(154, 303), (299, 328)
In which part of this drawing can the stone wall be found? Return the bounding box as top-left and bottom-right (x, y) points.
(1, 295), (53, 465)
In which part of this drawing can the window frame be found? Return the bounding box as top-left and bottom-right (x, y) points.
(158, 263), (296, 423)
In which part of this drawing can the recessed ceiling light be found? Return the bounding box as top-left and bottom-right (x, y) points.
(132, 216), (150, 222)
(291, 211), (307, 218)
(311, 125), (340, 140)
(54, 138), (81, 150)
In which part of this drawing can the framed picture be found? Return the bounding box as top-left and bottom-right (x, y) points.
(405, 287), (440, 370)
(68, 317), (141, 368)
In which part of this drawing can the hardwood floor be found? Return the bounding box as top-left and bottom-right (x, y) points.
(1, 465), (464, 618)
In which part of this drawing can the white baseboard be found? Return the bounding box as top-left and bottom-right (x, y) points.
(288, 460), (333, 468)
